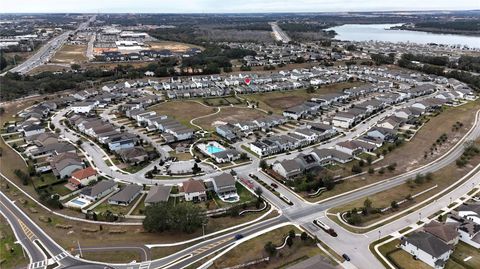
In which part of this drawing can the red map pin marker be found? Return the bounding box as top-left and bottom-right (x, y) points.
(244, 77), (251, 85)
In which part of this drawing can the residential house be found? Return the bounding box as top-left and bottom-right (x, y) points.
(182, 179), (207, 202)
(400, 231), (453, 269)
(211, 173), (237, 197)
(68, 166), (98, 188)
(211, 149), (241, 163)
(144, 185), (172, 206)
(80, 180), (118, 201)
(50, 152), (84, 179)
(108, 184), (142, 206)
(118, 147), (149, 163)
(272, 159), (303, 179)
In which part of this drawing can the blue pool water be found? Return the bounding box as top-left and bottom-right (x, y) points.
(71, 199), (86, 206)
(207, 145), (224, 154)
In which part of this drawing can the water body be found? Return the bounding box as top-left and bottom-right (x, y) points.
(327, 24), (480, 49)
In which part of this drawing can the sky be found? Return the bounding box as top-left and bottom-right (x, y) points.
(1, 0), (478, 13)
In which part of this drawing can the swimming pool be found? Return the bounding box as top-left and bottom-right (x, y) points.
(206, 145), (225, 154)
(71, 199), (86, 206)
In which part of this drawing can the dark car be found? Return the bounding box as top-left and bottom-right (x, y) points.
(270, 183), (278, 188)
(234, 234), (244, 240)
(342, 254), (351, 261)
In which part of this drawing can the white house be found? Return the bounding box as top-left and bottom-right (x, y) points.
(182, 179), (207, 202)
(70, 101), (95, 114)
(401, 231), (452, 269)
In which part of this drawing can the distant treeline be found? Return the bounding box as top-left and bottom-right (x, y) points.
(398, 54), (480, 90)
(415, 20), (480, 32)
(279, 22), (334, 32)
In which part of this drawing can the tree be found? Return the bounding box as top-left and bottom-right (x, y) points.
(391, 200), (399, 209)
(76, 140), (83, 146)
(264, 241), (276, 256)
(351, 163), (362, 174)
(259, 160), (268, 170)
(143, 202), (207, 233)
(192, 163), (201, 174)
(300, 232), (308, 241)
(366, 155), (373, 165)
(289, 229), (296, 239)
(286, 236), (294, 248)
(368, 167), (375, 174)
(71, 64), (81, 70)
(364, 198), (373, 210)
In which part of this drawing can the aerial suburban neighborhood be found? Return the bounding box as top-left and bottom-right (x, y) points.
(1, 2), (480, 269)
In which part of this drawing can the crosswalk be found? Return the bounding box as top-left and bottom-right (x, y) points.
(28, 251), (69, 269)
(52, 251), (69, 262)
(191, 237), (232, 256)
(18, 219), (35, 240)
(28, 260), (46, 269)
(138, 261), (151, 269)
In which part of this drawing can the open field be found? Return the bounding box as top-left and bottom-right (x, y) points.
(0, 215), (29, 269)
(212, 225), (334, 269)
(51, 44), (88, 64)
(388, 248), (432, 269)
(146, 41), (203, 52)
(329, 150), (480, 227)
(375, 99), (480, 173)
(241, 81), (365, 114)
(194, 106), (267, 131)
(309, 100), (480, 202)
(148, 101), (216, 128)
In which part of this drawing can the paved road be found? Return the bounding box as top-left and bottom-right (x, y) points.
(270, 22), (291, 43)
(0, 191), (112, 269)
(1, 15), (95, 76)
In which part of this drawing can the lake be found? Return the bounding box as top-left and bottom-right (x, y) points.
(327, 24), (480, 49)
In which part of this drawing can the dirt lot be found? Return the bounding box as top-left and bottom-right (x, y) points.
(194, 106), (268, 131)
(146, 41), (203, 53)
(148, 100), (216, 128)
(51, 44), (88, 64)
(242, 82), (365, 114)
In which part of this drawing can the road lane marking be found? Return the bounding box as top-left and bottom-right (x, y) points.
(191, 237), (233, 255)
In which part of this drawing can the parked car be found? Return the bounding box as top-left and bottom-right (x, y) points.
(270, 183), (278, 188)
(342, 254), (351, 261)
(234, 234), (244, 240)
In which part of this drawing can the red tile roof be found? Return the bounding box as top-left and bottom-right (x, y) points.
(71, 167), (97, 180)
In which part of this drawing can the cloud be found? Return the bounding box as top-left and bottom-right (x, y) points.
(1, 0), (478, 13)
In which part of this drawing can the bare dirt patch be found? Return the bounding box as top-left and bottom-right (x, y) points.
(195, 107), (267, 131)
(51, 44), (88, 64)
(146, 41), (203, 53)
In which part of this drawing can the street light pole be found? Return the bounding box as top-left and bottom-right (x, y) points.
(77, 240), (83, 257)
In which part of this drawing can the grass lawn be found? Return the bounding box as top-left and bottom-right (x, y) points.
(447, 242), (480, 269)
(214, 182), (256, 208)
(148, 101), (215, 128)
(203, 97), (242, 106)
(212, 225), (335, 269)
(36, 172), (63, 188)
(49, 184), (73, 196)
(93, 195), (142, 216)
(169, 151), (193, 161)
(388, 248), (432, 269)
(123, 161), (151, 173)
(194, 106), (267, 131)
(131, 195), (147, 215)
(79, 250), (141, 264)
(0, 215), (29, 269)
(241, 82), (365, 114)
